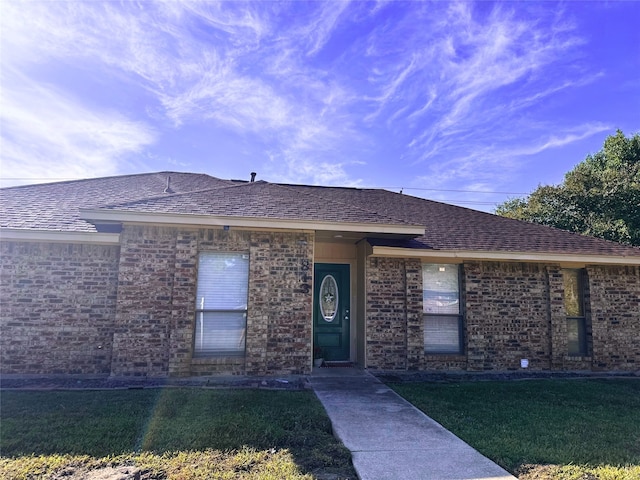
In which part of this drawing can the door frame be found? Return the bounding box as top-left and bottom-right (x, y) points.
(313, 263), (351, 362)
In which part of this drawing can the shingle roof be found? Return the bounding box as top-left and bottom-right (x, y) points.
(280, 184), (640, 257)
(0, 172), (232, 232)
(95, 181), (419, 226)
(2, 172), (639, 258)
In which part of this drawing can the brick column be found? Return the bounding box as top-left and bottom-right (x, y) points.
(547, 265), (566, 369)
(405, 258), (424, 370)
(111, 225), (177, 377)
(365, 257), (408, 370)
(167, 229), (198, 376)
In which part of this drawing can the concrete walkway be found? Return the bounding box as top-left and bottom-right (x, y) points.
(310, 368), (516, 480)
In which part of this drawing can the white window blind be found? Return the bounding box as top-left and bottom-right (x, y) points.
(424, 315), (461, 353)
(423, 264), (463, 354)
(195, 252), (249, 357)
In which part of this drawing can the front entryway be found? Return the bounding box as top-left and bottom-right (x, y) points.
(313, 263), (350, 362)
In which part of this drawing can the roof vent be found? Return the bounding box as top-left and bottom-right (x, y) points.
(250, 172), (257, 182)
(164, 175), (174, 194)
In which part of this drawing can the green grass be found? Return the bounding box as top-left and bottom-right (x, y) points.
(389, 378), (640, 479)
(0, 388), (355, 479)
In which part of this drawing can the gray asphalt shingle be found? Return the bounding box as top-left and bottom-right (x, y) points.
(2, 171), (639, 258)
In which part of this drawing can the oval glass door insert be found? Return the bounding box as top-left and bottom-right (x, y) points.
(319, 275), (339, 322)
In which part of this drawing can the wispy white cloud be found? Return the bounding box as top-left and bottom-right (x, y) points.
(350, 1), (606, 201)
(0, 0), (627, 197)
(413, 122), (611, 193)
(510, 123), (612, 156)
(301, 0), (351, 56)
(1, 1), (362, 186)
(365, 55), (418, 122)
(0, 69), (155, 187)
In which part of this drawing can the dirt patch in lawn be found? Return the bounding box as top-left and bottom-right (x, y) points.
(516, 464), (561, 480)
(45, 464), (346, 480)
(48, 466), (151, 480)
(516, 464), (607, 480)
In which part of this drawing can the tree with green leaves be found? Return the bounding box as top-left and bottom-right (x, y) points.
(495, 130), (640, 246)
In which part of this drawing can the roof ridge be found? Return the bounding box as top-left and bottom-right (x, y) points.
(92, 181), (252, 210)
(275, 181), (366, 192)
(0, 171), (231, 191)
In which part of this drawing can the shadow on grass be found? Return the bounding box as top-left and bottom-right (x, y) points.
(0, 388), (355, 479)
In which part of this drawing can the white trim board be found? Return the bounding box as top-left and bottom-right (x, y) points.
(79, 208), (425, 236)
(370, 246), (640, 266)
(0, 228), (120, 245)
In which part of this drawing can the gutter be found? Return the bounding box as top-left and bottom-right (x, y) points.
(0, 228), (120, 245)
(79, 208), (426, 236)
(370, 246), (640, 266)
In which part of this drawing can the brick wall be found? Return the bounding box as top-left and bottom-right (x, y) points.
(365, 257), (422, 370)
(588, 265), (639, 371)
(464, 262), (553, 371)
(0, 241), (119, 375)
(365, 259), (639, 373)
(187, 229), (313, 376)
(3, 232), (636, 377)
(110, 225), (314, 377)
(110, 226), (177, 376)
(254, 232), (314, 375)
(367, 260), (556, 372)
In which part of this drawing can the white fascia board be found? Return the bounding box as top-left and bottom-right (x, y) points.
(79, 208), (425, 236)
(0, 228), (120, 245)
(371, 246), (640, 266)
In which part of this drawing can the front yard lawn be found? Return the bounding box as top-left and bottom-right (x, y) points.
(0, 388), (355, 480)
(389, 378), (640, 480)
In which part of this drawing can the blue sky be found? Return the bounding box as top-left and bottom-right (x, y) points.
(1, 1), (638, 211)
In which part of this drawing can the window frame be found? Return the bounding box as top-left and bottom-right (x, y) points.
(194, 252), (249, 358)
(563, 268), (588, 357)
(422, 263), (464, 355)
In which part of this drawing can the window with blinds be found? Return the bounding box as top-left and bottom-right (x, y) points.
(194, 252), (249, 357)
(423, 264), (463, 354)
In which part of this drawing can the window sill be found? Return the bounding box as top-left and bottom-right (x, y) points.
(192, 357), (245, 365)
(424, 353), (465, 359)
(193, 351), (245, 359)
(565, 355), (591, 361)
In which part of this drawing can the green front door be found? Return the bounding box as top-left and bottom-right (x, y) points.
(313, 263), (350, 362)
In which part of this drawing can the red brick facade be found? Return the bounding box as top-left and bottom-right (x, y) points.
(366, 259), (639, 372)
(1, 227), (314, 377)
(1, 233), (638, 377)
(588, 265), (640, 370)
(110, 225), (315, 376)
(0, 242), (119, 374)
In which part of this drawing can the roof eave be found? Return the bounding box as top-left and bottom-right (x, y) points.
(0, 228), (120, 245)
(370, 245), (640, 266)
(79, 208), (425, 236)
